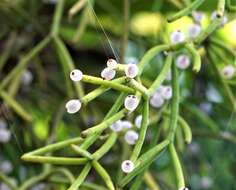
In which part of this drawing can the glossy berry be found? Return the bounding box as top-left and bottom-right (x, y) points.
(65, 99), (81, 114)
(221, 65), (235, 79)
(176, 54), (191, 70)
(170, 30), (185, 44)
(161, 85), (172, 100)
(179, 187), (189, 190)
(188, 24), (201, 38)
(124, 95), (139, 111)
(150, 93), (164, 108)
(106, 59), (118, 69)
(110, 120), (123, 132)
(211, 11), (228, 26)
(70, 69), (83, 82)
(0, 128), (11, 143)
(134, 115), (142, 129)
(121, 160), (135, 173)
(121, 120), (132, 129)
(0, 161), (13, 174)
(101, 67), (116, 80)
(192, 11), (204, 23)
(21, 69), (33, 86)
(124, 130), (139, 145)
(125, 64), (139, 78)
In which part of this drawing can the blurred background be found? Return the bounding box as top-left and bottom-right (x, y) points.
(0, 0), (236, 189)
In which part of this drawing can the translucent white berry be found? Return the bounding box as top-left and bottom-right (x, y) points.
(0, 129), (11, 143)
(125, 64), (139, 78)
(150, 94), (164, 108)
(192, 11), (204, 23)
(161, 85), (172, 100)
(176, 54), (191, 70)
(200, 177), (213, 189)
(221, 65), (235, 79)
(0, 119), (7, 129)
(170, 30), (185, 44)
(65, 99), (81, 114)
(110, 120), (123, 132)
(188, 24), (201, 38)
(70, 69), (83, 82)
(134, 115), (142, 129)
(179, 187), (189, 190)
(121, 160), (135, 173)
(124, 130), (139, 145)
(106, 59), (118, 69)
(211, 11), (228, 26)
(124, 95), (139, 111)
(101, 67), (116, 80)
(21, 70), (33, 86)
(0, 161), (13, 174)
(121, 120), (132, 129)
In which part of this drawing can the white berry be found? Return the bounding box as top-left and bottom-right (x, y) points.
(179, 187), (189, 190)
(0, 119), (7, 129)
(124, 130), (139, 145)
(121, 120), (132, 129)
(124, 95), (139, 111)
(188, 24), (201, 38)
(211, 11), (228, 26)
(110, 120), (123, 132)
(70, 69), (83, 82)
(65, 99), (81, 114)
(101, 67), (116, 80)
(106, 59), (118, 69)
(134, 115), (142, 129)
(125, 64), (139, 78)
(150, 94), (164, 108)
(161, 85), (172, 100)
(121, 160), (135, 173)
(170, 30), (185, 44)
(0, 161), (13, 174)
(176, 54), (191, 70)
(21, 69), (33, 86)
(0, 129), (11, 143)
(221, 65), (235, 79)
(192, 11), (204, 23)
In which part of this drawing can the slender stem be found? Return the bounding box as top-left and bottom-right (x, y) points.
(144, 172), (160, 190)
(0, 90), (33, 122)
(82, 109), (127, 136)
(128, 79), (149, 99)
(71, 144), (93, 160)
(69, 0), (87, 19)
(67, 163), (92, 190)
(0, 172), (17, 190)
(120, 0), (130, 64)
(148, 53), (173, 95)
(167, 0), (205, 22)
(51, 0), (65, 36)
(167, 63), (179, 142)
(0, 36), (51, 89)
(130, 99), (149, 162)
(217, 0), (226, 17)
(92, 161), (115, 190)
(185, 43), (201, 72)
(82, 75), (135, 93)
(168, 143), (185, 188)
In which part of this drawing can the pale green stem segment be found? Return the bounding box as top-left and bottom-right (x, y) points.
(71, 144), (93, 160)
(82, 109), (128, 136)
(168, 62), (179, 142)
(148, 53), (173, 96)
(169, 143), (185, 188)
(130, 99), (149, 162)
(217, 0), (226, 17)
(119, 140), (170, 187)
(167, 0), (205, 22)
(68, 163), (92, 190)
(194, 17), (222, 45)
(0, 172), (17, 190)
(226, 0), (236, 11)
(82, 75), (135, 93)
(81, 77), (127, 104)
(53, 36), (84, 98)
(128, 79), (149, 99)
(163, 112), (192, 144)
(51, 0), (65, 36)
(0, 90), (33, 122)
(69, 0), (87, 18)
(185, 43), (201, 72)
(92, 161), (115, 190)
(0, 36), (51, 89)
(92, 132), (118, 160)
